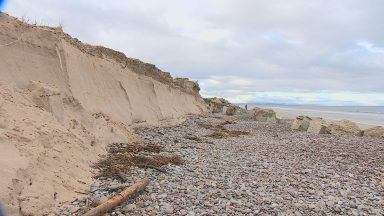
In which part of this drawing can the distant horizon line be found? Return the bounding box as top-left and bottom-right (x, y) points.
(233, 102), (384, 107)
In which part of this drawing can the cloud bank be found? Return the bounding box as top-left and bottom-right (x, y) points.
(4, 0), (384, 105)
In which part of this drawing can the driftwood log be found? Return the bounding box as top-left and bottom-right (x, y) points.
(84, 178), (149, 216)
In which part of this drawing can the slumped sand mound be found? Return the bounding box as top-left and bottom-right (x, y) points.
(0, 13), (206, 215)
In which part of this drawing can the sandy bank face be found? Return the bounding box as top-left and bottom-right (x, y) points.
(0, 79), (135, 215)
(0, 13), (206, 215)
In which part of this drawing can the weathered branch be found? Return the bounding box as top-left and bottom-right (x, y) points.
(84, 178), (149, 216)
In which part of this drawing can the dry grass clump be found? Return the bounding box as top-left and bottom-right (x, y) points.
(93, 142), (183, 180)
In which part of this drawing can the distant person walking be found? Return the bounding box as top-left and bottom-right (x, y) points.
(0, 202), (6, 216)
(245, 104), (248, 110)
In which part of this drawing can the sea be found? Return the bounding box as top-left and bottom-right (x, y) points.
(237, 104), (384, 127)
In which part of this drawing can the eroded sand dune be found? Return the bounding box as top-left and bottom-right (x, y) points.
(0, 13), (206, 215)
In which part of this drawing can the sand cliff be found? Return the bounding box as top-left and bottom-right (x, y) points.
(0, 13), (206, 215)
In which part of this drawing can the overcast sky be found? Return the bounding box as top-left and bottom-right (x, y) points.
(3, 0), (384, 105)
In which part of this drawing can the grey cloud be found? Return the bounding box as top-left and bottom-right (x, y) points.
(4, 0), (384, 104)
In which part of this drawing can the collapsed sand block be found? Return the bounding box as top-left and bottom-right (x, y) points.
(235, 107), (248, 115)
(204, 97), (229, 113)
(328, 120), (364, 137)
(222, 106), (228, 114)
(364, 126), (384, 138)
(291, 116), (312, 131)
(225, 106), (237, 116)
(252, 107), (279, 123)
(307, 118), (330, 134)
(208, 103), (224, 113)
(292, 116), (364, 137)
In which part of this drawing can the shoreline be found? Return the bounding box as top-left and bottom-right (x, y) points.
(245, 106), (383, 129)
(273, 108), (377, 130)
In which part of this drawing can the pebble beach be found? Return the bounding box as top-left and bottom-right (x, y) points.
(60, 114), (384, 215)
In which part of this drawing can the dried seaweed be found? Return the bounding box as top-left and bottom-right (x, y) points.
(206, 130), (250, 139)
(92, 143), (183, 180)
(184, 135), (203, 142)
(197, 122), (215, 130)
(198, 121), (250, 139)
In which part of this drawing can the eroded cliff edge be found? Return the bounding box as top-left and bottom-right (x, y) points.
(0, 13), (206, 215)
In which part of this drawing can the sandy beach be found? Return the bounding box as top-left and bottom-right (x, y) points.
(58, 114), (384, 215)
